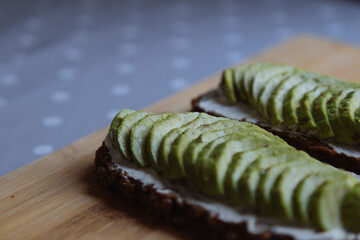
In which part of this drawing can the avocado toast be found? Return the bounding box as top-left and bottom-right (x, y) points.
(96, 110), (360, 240)
(193, 63), (360, 174)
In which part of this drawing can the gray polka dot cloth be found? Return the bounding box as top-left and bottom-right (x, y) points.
(1, 0), (360, 176)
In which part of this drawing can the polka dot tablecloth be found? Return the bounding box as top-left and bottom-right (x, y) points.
(0, 0), (360, 176)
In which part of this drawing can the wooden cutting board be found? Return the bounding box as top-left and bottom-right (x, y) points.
(1, 35), (360, 240)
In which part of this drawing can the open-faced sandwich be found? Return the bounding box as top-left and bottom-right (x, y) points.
(95, 86), (360, 240)
(193, 63), (360, 174)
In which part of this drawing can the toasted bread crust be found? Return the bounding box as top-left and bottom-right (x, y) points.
(95, 143), (293, 240)
(191, 91), (360, 175)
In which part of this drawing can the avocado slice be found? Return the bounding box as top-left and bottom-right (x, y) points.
(199, 135), (285, 195)
(183, 124), (283, 188)
(249, 64), (294, 108)
(297, 86), (328, 133)
(267, 71), (303, 126)
(159, 113), (222, 178)
(130, 113), (170, 167)
(326, 89), (354, 143)
(117, 111), (150, 160)
(147, 112), (199, 172)
(225, 145), (295, 204)
(173, 119), (246, 181)
(255, 158), (309, 216)
(109, 109), (135, 147)
(220, 69), (237, 103)
(308, 178), (357, 231)
(269, 159), (332, 219)
(311, 90), (335, 140)
(233, 64), (250, 101)
(183, 128), (245, 188)
(241, 62), (274, 102)
(195, 134), (246, 191)
(292, 171), (346, 224)
(282, 76), (318, 129)
(237, 151), (306, 206)
(341, 183), (360, 232)
(257, 71), (294, 121)
(339, 90), (360, 144)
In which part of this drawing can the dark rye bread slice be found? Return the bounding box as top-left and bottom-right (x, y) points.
(95, 143), (294, 240)
(191, 90), (360, 175)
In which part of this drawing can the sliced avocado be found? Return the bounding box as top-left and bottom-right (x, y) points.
(311, 90), (334, 140)
(195, 134), (246, 191)
(292, 171), (346, 223)
(341, 183), (360, 232)
(257, 71), (294, 121)
(195, 127), (285, 191)
(269, 159), (332, 219)
(249, 64), (293, 108)
(326, 89), (353, 143)
(339, 90), (360, 144)
(177, 120), (252, 184)
(308, 178), (357, 231)
(147, 112), (199, 172)
(109, 109), (135, 147)
(117, 111), (150, 160)
(220, 69), (237, 103)
(241, 62), (274, 102)
(130, 113), (170, 167)
(183, 123), (283, 188)
(267, 71), (303, 126)
(225, 145), (295, 204)
(199, 135), (286, 195)
(160, 113), (222, 178)
(237, 151), (306, 206)
(297, 86), (328, 133)
(233, 64), (250, 101)
(255, 158), (309, 216)
(283, 77), (318, 129)
(355, 107), (360, 133)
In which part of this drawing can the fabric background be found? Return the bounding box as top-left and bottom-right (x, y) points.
(1, 0), (359, 176)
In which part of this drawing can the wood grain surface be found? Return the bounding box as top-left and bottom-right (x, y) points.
(1, 35), (360, 240)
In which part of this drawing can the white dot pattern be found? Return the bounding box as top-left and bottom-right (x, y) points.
(42, 116), (63, 127)
(172, 38), (190, 51)
(0, 97), (8, 107)
(170, 77), (189, 90)
(122, 25), (140, 39)
(1, 74), (18, 87)
(51, 91), (71, 103)
(327, 23), (343, 36)
(171, 57), (191, 70)
(116, 63), (135, 75)
(224, 33), (242, 46)
(118, 43), (138, 56)
(111, 84), (131, 96)
(57, 67), (76, 80)
(33, 144), (54, 156)
(19, 34), (36, 48)
(64, 48), (82, 61)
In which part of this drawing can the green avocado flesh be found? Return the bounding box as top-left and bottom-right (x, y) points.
(109, 110), (360, 232)
(117, 111), (150, 160)
(109, 109), (135, 147)
(219, 63), (360, 144)
(130, 113), (170, 167)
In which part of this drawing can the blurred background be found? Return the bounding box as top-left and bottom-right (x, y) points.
(0, 0), (360, 176)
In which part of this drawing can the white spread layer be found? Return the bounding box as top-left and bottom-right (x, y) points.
(104, 136), (359, 240)
(198, 90), (360, 159)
